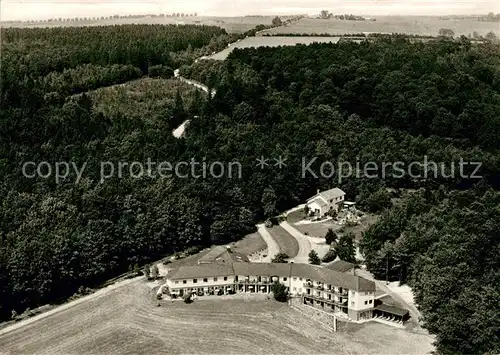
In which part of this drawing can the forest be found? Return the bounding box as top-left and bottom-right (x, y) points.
(1, 24), (500, 353)
(183, 38), (499, 354)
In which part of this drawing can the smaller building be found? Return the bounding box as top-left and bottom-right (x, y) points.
(197, 245), (249, 265)
(306, 188), (346, 216)
(373, 295), (410, 324)
(324, 259), (356, 275)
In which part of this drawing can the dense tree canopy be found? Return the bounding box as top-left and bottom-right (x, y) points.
(181, 38), (500, 353)
(1, 26), (499, 354)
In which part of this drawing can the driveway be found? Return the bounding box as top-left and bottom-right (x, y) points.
(256, 223), (280, 263)
(279, 221), (312, 264)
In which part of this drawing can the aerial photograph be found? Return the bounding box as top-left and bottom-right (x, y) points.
(0, 0), (499, 354)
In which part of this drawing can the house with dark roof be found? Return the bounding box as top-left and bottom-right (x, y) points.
(306, 187), (346, 216)
(197, 245), (249, 265)
(373, 294), (410, 324)
(165, 261), (376, 321)
(324, 259), (356, 274)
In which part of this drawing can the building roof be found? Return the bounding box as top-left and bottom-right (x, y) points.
(308, 197), (328, 207)
(168, 262), (375, 292)
(198, 246), (229, 263)
(307, 187), (346, 203)
(325, 260), (356, 273)
(167, 263), (234, 280)
(377, 294), (405, 307)
(374, 304), (409, 317)
(356, 276), (377, 292)
(291, 264), (375, 292)
(198, 246), (249, 264)
(232, 262), (291, 277)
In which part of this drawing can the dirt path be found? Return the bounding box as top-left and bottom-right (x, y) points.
(256, 223), (280, 262)
(171, 68), (216, 138)
(172, 119), (190, 138)
(279, 221), (311, 263)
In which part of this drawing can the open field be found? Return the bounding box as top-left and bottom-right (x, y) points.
(209, 36), (343, 60)
(260, 17), (500, 37)
(7, 15), (498, 37)
(231, 232), (267, 256)
(3, 16), (278, 33)
(0, 279), (434, 354)
(268, 225), (300, 258)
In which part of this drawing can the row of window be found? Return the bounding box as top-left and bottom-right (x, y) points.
(174, 276), (360, 292)
(364, 300), (373, 305)
(329, 196), (344, 203)
(175, 276), (229, 284)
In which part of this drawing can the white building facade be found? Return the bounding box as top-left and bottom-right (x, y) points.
(165, 262), (376, 321)
(306, 188), (346, 216)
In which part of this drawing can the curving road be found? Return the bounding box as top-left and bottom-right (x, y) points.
(173, 69), (216, 97)
(172, 68), (216, 138)
(256, 223), (280, 263)
(279, 221), (311, 264)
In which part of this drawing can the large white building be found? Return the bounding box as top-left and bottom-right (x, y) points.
(165, 262), (378, 322)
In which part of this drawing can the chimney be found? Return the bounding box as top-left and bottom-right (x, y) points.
(317, 189), (320, 194)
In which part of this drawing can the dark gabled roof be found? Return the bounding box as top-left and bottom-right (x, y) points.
(325, 259), (356, 273)
(167, 262), (375, 292)
(291, 264), (375, 292)
(167, 263), (234, 280)
(232, 262), (291, 277)
(224, 251), (249, 263)
(356, 276), (377, 292)
(198, 246), (249, 264)
(307, 188), (346, 203)
(198, 246), (228, 263)
(374, 304), (409, 317)
(319, 188), (346, 200)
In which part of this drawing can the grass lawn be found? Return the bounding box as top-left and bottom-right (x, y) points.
(287, 209), (306, 223)
(294, 221), (342, 239)
(268, 225), (299, 258)
(231, 232), (267, 256)
(295, 213), (379, 242)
